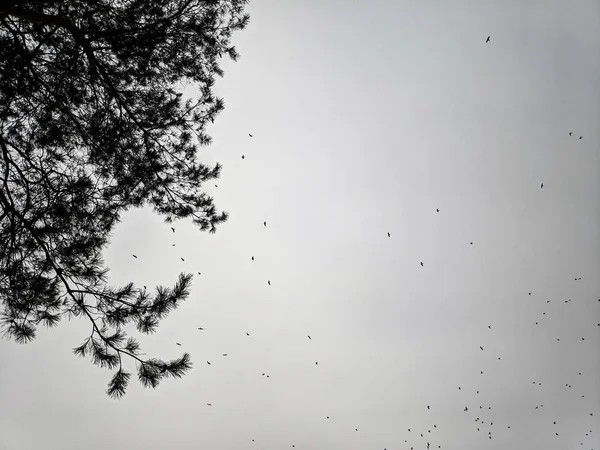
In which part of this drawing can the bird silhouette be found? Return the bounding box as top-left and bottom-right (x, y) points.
(171, 227), (175, 233)
(197, 272), (201, 275)
(222, 354), (228, 356)
(181, 257), (185, 261)
(427, 405), (430, 410)
(387, 232), (391, 237)
(251, 256), (254, 261)
(486, 36), (490, 43)
(176, 343), (181, 346)
(436, 208), (440, 212)
(420, 262), (424, 267)
(569, 132), (572, 136)
(470, 242), (473, 245)
(206, 361), (211, 365)
(263, 221), (267, 226)
(268, 280), (271, 285)
(579, 136), (582, 139)
(249, 133), (253, 137)
(132, 254), (138, 258)
(241, 155), (245, 159)
(307, 335), (311, 339)
(246, 332), (250, 336)
(541, 183), (544, 189)
(315, 361), (318, 365)
(480, 346), (484, 351)
(198, 327), (203, 330)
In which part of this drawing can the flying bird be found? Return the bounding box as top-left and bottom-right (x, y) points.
(181, 257), (185, 261)
(436, 208), (440, 212)
(420, 262), (424, 267)
(197, 272), (201, 275)
(387, 232), (391, 237)
(268, 280), (271, 286)
(246, 332), (250, 336)
(222, 354), (228, 357)
(251, 256), (254, 261)
(206, 361), (211, 365)
(579, 136), (582, 139)
(198, 327), (203, 330)
(480, 346), (484, 351)
(486, 36), (490, 43)
(307, 335), (311, 339)
(263, 221), (267, 226)
(470, 242), (473, 245)
(569, 132), (572, 136)
(541, 183), (544, 189)
(132, 254), (138, 258)
(249, 133), (253, 137)
(241, 155), (245, 159)
(171, 227), (175, 233)
(315, 361), (318, 365)
(176, 343), (182, 346)
(206, 403), (212, 406)
(427, 405), (430, 410)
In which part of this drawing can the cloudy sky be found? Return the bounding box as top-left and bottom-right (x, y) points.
(1, 1), (599, 449)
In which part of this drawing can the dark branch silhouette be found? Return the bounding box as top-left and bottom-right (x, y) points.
(0, 0), (249, 399)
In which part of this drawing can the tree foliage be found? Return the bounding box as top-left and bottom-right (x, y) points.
(0, 0), (249, 398)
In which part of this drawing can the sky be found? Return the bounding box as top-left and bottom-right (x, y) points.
(1, 1), (599, 449)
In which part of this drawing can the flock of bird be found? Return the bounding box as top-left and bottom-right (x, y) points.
(125, 35), (598, 450)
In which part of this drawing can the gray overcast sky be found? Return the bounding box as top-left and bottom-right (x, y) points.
(1, 1), (599, 449)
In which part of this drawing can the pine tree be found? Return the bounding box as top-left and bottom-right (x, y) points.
(0, 0), (249, 398)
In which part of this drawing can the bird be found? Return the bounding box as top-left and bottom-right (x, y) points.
(206, 361), (211, 365)
(241, 155), (245, 159)
(222, 353), (228, 356)
(541, 183), (544, 189)
(268, 280), (271, 286)
(181, 257), (185, 261)
(486, 36), (490, 43)
(470, 242), (473, 245)
(579, 136), (582, 139)
(420, 262), (424, 267)
(214, 184), (218, 187)
(197, 272), (201, 275)
(249, 133), (253, 137)
(488, 325), (491, 329)
(480, 346), (484, 351)
(387, 231), (391, 237)
(132, 254), (138, 258)
(206, 403), (212, 406)
(427, 405), (430, 410)
(315, 361), (318, 365)
(464, 407), (468, 412)
(326, 416), (330, 419)
(198, 327), (204, 330)
(569, 132), (572, 136)
(176, 343), (182, 346)
(307, 335), (311, 339)
(143, 285), (147, 289)
(251, 256), (254, 261)
(171, 227), (175, 233)
(246, 332), (250, 336)
(263, 221), (267, 226)
(436, 208), (440, 212)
